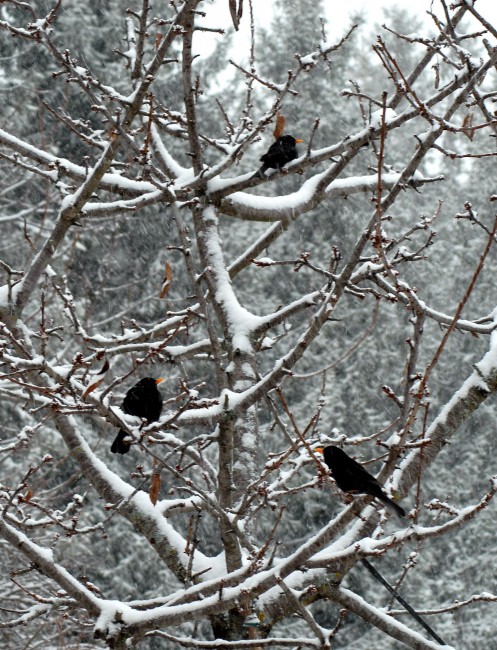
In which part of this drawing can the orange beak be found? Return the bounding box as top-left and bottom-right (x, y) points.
(155, 377), (165, 384)
(295, 139), (303, 143)
(314, 447), (324, 454)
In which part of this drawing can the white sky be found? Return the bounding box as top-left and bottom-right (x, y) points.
(327, 0), (497, 35)
(201, 0), (497, 55)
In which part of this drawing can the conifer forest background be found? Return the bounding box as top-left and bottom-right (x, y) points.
(2, 1), (497, 648)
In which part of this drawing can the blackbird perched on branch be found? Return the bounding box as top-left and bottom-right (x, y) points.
(253, 135), (303, 178)
(315, 445), (406, 518)
(111, 377), (164, 454)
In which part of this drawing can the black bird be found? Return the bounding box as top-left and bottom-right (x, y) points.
(254, 135), (303, 178)
(111, 377), (164, 454)
(315, 445), (406, 518)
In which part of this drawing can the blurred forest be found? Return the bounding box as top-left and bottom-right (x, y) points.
(1, 0), (497, 648)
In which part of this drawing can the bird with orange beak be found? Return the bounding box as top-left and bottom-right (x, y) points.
(314, 445), (406, 518)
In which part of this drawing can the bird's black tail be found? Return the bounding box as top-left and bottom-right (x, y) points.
(251, 165), (267, 180)
(111, 430), (131, 454)
(379, 493), (406, 518)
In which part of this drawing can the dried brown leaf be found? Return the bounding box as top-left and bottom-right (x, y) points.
(160, 261), (173, 298)
(273, 114), (286, 139)
(82, 358), (110, 399)
(462, 111), (475, 141)
(229, 0), (243, 31)
(149, 472), (161, 505)
(24, 489), (34, 502)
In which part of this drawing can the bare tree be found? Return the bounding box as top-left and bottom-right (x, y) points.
(1, 1), (497, 648)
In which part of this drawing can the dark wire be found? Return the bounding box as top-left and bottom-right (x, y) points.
(361, 558), (447, 646)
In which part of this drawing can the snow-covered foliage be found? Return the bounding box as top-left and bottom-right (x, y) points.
(1, 1), (497, 648)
